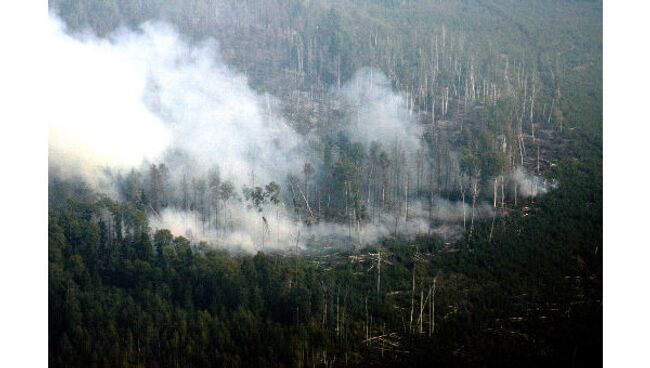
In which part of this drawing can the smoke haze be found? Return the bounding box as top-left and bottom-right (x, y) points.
(340, 68), (423, 155)
(48, 15), (303, 188)
(48, 13), (552, 253)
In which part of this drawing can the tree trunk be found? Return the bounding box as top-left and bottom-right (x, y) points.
(419, 287), (424, 334)
(377, 247), (381, 295)
(514, 179), (518, 206)
(405, 175), (410, 223)
(432, 278), (437, 336)
(460, 177), (466, 232)
(409, 267), (415, 334)
(470, 178), (479, 241)
(493, 177), (498, 208)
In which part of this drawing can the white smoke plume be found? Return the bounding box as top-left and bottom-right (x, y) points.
(511, 166), (558, 197)
(48, 15), (302, 189)
(48, 13), (549, 253)
(47, 18), (172, 188)
(340, 68), (423, 156)
(46, 14), (306, 251)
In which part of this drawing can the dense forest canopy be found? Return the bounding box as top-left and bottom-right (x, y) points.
(48, 0), (602, 366)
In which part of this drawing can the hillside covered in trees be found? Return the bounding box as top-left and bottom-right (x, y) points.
(48, 0), (602, 367)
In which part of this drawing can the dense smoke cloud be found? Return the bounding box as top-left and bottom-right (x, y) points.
(48, 13), (548, 253)
(340, 68), (423, 155)
(47, 14), (311, 251)
(48, 15), (302, 189)
(47, 17), (172, 184)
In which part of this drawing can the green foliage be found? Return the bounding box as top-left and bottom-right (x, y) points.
(49, 152), (601, 367)
(48, 0), (601, 366)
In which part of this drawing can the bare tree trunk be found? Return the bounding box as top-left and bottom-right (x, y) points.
(377, 246), (381, 295)
(261, 218), (265, 251)
(431, 277), (437, 336)
(514, 179), (518, 206)
(470, 178), (479, 240)
(357, 215), (361, 245)
(489, 209), (496, 243)
(342, 294), (346, 341)
(519, 134), (526, 166)
(548, 97), (555, 125)
(365, 295), (369, 344)
(501, 175), (505, 208)
(381, 177), (386, 211)
(530, 89), (536, 125)
(493, 177), (498, 208)
(322, 294), (327, 330)
(405, 175), (410, 222)
(431, 95), (435, 126)
(345, 181), (351, 241)
(409, 267), (415, 334)
(336, 293), (340, 340)
(214, 200), (219, 230)
(419, 287), (424, 334)
(532, 121), (536, 142)
(428, 162), (434, 227)
(461, 177), (467, 232)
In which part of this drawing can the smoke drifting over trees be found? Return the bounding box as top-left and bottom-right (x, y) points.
(48, 9), (557, 252)
(46, 2), (602, 367)
(48, 15), (302, 187)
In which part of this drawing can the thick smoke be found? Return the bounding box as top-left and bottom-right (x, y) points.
(47, 17), (172, 187)
(48, 14), (541, 253)
(48, 15), (303, 187)
(340, 68), (423, 155)
(47, 14), (308, 251)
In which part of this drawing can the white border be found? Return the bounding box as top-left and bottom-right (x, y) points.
(3, 1), (646, 367)
(604, 1), (650, 367)
(0, 1), (49, 367)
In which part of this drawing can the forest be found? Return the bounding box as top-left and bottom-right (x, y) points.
(48, 0), (602, 367)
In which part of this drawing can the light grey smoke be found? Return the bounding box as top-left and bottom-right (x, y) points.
(340, 68), (423, 156)
(48, 14), (553, 253)
(48, 15), (303, 189)
(47, 16), (172, 187)
(47, 14), (314, 252)
(511, 166), (558, 197)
